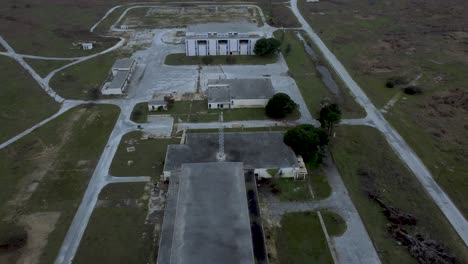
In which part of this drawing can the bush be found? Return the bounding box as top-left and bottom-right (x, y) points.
(385, 81), (395, 88)
(403, 86), (423, 95)
(285, 43), (292, 55)
(265, 93), (298, 119)
(201, 56), (213, 65)
(283, 124), (329, 163)
(254, 38), (281, 56)
(0, 222), (27, 253)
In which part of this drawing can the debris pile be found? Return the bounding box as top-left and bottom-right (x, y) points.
(368, 193), (458, 264)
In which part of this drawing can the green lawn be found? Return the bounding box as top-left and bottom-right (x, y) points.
(321, 210), (347, 237)
(110, 132), (180, 178)
(0, 104), (120, 264)
(276, 212), (334, 264)
(24, 59), (71, 78)
(0, 56), (60, 144)
(74, 207), (153, 264)
(50, 51), (125, 100)
(99, 182), (148, 201)
(331, 126), (468, 263)
(310, 173), (331, 200)
(271, 178), (312, 201)
(165, 53), (278, 66)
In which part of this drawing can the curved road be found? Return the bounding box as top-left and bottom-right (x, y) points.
(290, 0), (468, 246)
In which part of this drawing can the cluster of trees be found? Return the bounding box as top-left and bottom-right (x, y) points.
(265, 93), (297, 119)
(283, 103), (342, 166)
(254, 38), (281, 56)
(283, 124), (329, 164)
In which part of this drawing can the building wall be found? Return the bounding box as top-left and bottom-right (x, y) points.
(102, 87), (123, 95)
(186, 37), (259, 56)
(231, 99), (269, 109)
(208, 101), (230, 109)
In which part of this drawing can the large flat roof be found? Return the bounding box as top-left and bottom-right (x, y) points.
(206, 86), (230, 103)
(112, 58), (135, 69)
(108, 70), (129, 90)
(187, 22), (259, 34)
(157, 162), (254, 264)
(207, 78), (275, 100)
(164, 132), (298, 172)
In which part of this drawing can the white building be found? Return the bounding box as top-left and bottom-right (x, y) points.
(185, 23), (264, 56)
(101, 58), (136, 95)
(206, 78), (275, 109)
(148, 100), (168, 111)
(81, 42), (93, 50)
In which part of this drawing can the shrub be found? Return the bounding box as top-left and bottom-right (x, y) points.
(283, 124), (329, 163)
(385, 81), (395, 88)
(403, 86), (423, 95)
(254, 38), (281, 56)
(265, 93), (298, 118)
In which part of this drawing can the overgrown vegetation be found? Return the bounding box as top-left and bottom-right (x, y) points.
(0, 57), (60, 144)
(331, 126), (468, 263)
(254, 38), (281, 56)
(265, 93), (298, 119)
(283, 124), (328, 165)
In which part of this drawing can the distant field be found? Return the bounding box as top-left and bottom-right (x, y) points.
(24, 59), (71, 78)
(331, 125), (468, 263)
(0, 104), (119, 264)
(298, 0), (468, 216)
(0, 56), (60, 143)
(50, 51), (123, 100)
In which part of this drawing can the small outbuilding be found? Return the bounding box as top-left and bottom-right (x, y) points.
(81, 42), (94, 50)
(207, 78), (275, 109)
(148, 100), (168, 111)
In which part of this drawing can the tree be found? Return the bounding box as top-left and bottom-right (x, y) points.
(254, 38), (281, 56)
(265, 93), (298, 119)
(319, 103), (342, 135)
(283, 124), (329, 164)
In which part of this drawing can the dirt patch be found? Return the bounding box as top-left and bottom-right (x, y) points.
(15, 212), (60, 264)
(4, 108), (86, 220)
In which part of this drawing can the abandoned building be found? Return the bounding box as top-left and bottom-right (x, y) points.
(157, 162), (254, 264)
(185, 23), (264, 56)
(148, 100), (168, 111)
(206, 78), (275, 109)
(162, 132), (307, 180)
(101, 58), (136, 95)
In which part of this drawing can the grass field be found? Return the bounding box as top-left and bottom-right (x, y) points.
(0, 1), (120, 57)
(276, 212), (334, 264)
(131, 102), (149, 123)
(110, 131), (180, 178)
(0, 56), (60, 144)
(331, 126), (468, 263)
(274, 30), (364, 119)
(50, 52), (123, 100)
(0, 104), (119, 264)
(24, 59), (71, 78)
(298, 0), (468, 216)
(165, 53), (278, 66)
(74, 182), (153, 264)
(321, 210), (347, 237)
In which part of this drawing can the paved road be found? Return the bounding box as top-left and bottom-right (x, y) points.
(291, 0), (468, 246)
